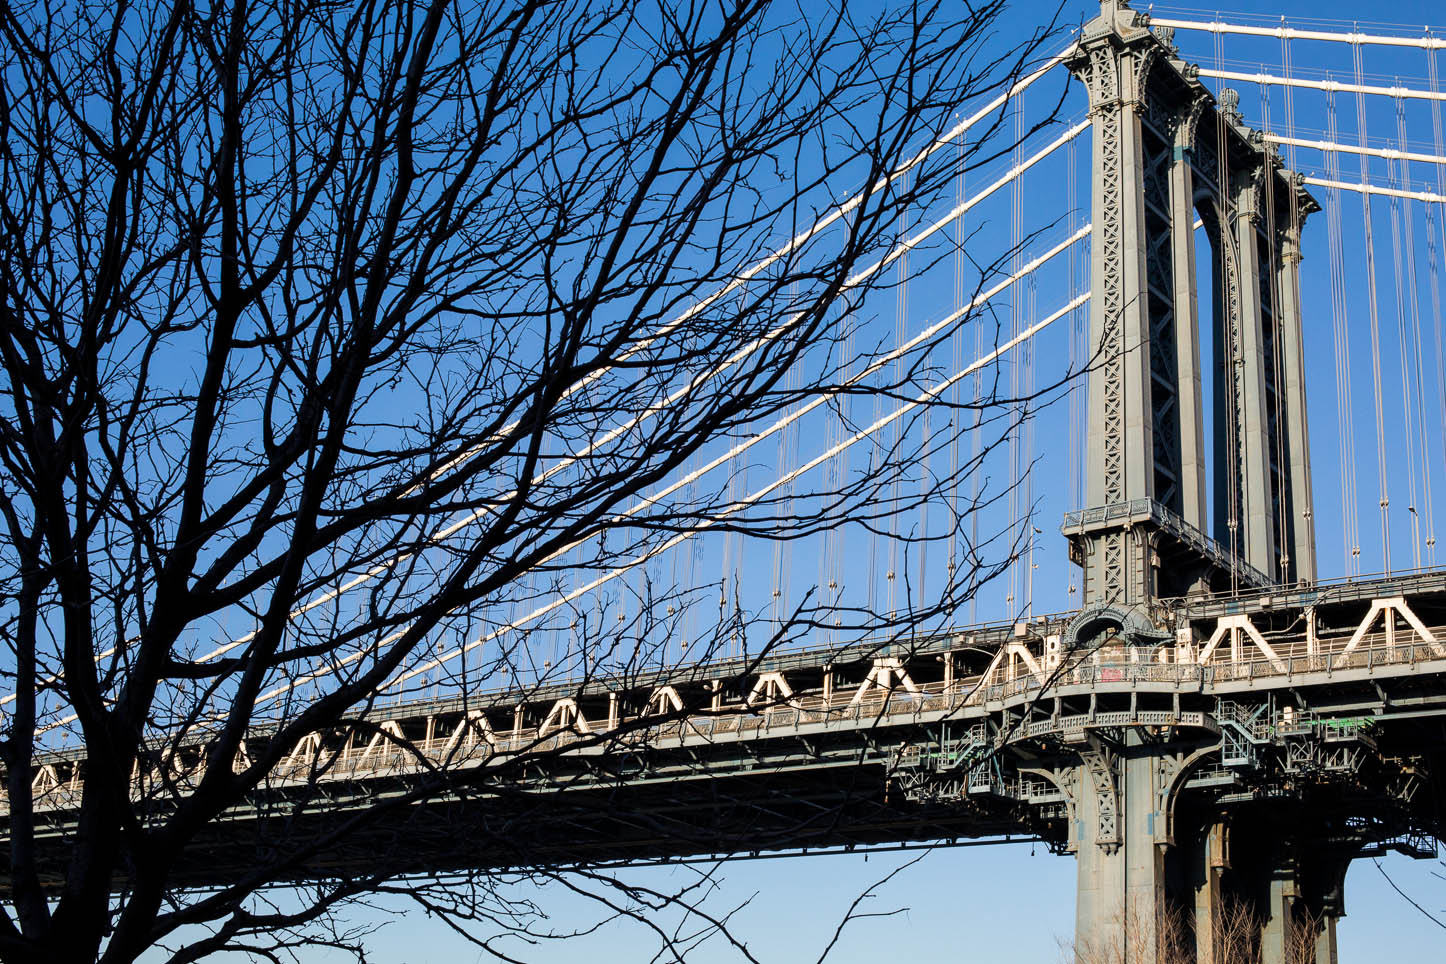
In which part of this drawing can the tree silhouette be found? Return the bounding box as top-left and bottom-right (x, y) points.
(0, 0), (1062, 959)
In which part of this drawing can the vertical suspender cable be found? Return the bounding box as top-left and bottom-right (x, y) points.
(1281, 19), (1299, 173)
(1391, 95), (1425, 569)
(888, 174), (908, 621)
(772, 288), (800, 630)
(970, 195), (984, 624)
(1354, 38), (1393, 573)
(668, 468), (684, 657)
(818, 303), (839, 644)
(567, 614), (578, 684)
(816, 377), (831, 641)
(1025, 274), (1037, 617)
(682, 454), (698, 655)
(917, 292), (931, 619)
(1067, 135), (1082, 601)
(868, 334), (881, 622)
(505, 567), (521, 681)
(1426, 42), (1446, 566)
(1386, 160), (1419, 568)
(773, 410), (786, 627)
(723, 374), (743, 652)
(1008, 101), (1024, 616)
(787, 289), (803, 630)
(913, 201), (930, 617)
(949, 121), (964, 596)
(1422, 43), (1446, 572)
(1426, 201), (1445, 567)
(1325, 91), (1363, 575)
(784, 348), (798, 630)
(834, 299), (853, 633)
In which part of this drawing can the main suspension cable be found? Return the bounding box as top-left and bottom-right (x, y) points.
(379, 288), (1093, 699)
(68, 224), (1094, 722)
(1153, 16), (1446, 51)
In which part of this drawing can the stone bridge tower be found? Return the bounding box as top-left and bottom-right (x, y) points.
(1063, 0), (1317, 622)
(1059, 4), (1327, 962)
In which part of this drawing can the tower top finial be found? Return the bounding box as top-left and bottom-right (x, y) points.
(1093, 0), (1148, 36)
(1220, 87), (1241, 119)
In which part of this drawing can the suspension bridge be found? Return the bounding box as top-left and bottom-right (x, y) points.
(8, 3), (1446, 962)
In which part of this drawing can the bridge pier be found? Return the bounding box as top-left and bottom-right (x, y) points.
(1259, 864), (1303, 964)
(1069, 737), (1218, 964)
(1221, 816), (1350, 964)
(1187, 819), (1227, 964)
(1070, 747), (1360, 963)
(1073, 735), (1174, 963)
(1313, 917), (1338, 964)
(1059, 4), (1343, 957)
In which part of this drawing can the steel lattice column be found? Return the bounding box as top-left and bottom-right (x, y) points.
(1066, 1), (1164, 607)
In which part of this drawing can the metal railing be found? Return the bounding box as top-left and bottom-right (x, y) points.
(1061, 498), (1271, 587)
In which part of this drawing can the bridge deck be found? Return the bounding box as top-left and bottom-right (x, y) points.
(6, 571), (1446, 890)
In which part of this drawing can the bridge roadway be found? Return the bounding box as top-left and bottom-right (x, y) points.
(7, 572), (1446, 899)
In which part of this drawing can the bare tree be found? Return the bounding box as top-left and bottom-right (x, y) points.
(0, 0), (1065, 959)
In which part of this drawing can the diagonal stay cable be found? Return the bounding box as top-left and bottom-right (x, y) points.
(379, 290), (1093, 696)
(3, 65), (1080, 712)
(10, 119), (1091, 719)
(35, 225), (1092, 732)
(245, 240), (1092, 713)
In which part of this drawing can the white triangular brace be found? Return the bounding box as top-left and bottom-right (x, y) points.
(356, 720), (405, 765)
(746, 672), (796, 708)
(1334, 597), (1445, 667)
(1196, 614), (1286, 672)
(849, 657), (920, 705)
(285, 731), (323, 769)
(539, 698), (592, 737)
(647, 686), (683, 715)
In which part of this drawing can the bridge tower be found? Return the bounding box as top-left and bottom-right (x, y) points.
(1059, 3), (1330, 961)
(1063, 0), (1317, 616)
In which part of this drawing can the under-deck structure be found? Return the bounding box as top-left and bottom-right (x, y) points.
(13, 573), (1446, 961)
